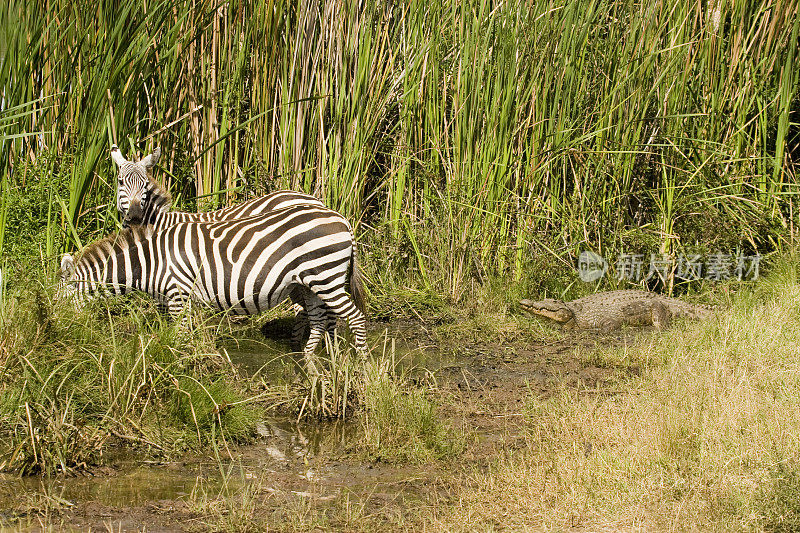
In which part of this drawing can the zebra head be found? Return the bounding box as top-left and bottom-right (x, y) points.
(111, 145), (162, 227)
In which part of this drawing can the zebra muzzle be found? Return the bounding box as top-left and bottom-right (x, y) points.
(125, 201), (145, 226)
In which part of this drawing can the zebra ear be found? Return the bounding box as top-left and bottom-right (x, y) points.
(110, 145), (128, 167)
(140, 147), (161, 169)
(60, 254), (75, 280)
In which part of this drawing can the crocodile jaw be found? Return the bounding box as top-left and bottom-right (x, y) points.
(519, 299), (574, 324)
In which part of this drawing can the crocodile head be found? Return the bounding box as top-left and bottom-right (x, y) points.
(519, 298), (574, 324)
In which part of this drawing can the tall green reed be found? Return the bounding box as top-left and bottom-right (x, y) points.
(1, 0), (796, 295)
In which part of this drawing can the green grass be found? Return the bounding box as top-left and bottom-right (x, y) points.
(358, 338), (464, 464)
(0, 264), (260, 475)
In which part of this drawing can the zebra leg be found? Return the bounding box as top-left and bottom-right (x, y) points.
(289, 287), (310, 351)
(166, 293), (193, 331)
(325, 313), (338, 340)
(305, 286), (368, 359)
(302, 296), (330, 377)
(292, 307), (309, 351)
(294, 287), (336, 350)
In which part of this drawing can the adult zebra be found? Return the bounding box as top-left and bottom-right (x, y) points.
(110, 145), (325, 229)
(110, 145), (335, 347)
(57, 205), (367, 376)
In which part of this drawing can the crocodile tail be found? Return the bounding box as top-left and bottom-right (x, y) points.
(679, 302), (716, 320)
(662, 296), (716, 320)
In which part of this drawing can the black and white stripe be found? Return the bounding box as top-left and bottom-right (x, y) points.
(111, 145), (324, 230)
(111, 145), (161, 218)
(110, 145), (331, 346)
(58, 206), (367, 376)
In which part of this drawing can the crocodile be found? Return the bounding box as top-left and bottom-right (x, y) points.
(519, 289), (714, 331)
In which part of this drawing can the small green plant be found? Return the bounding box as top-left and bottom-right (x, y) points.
(186, 463), (266, 533)
(582, 339), (662, 371)
(756, 462), (800, 533)
(262, 332), (364, 421)
(358, 338), (463, 463)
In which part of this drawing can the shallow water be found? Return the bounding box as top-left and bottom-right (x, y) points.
(221, 322), (454, 378)
(0, 324), (442, 515)
(0, 463), (226, 509)
(0, 416), (357, 514)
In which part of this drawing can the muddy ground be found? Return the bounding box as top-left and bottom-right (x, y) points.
(1, 319), (644, 532)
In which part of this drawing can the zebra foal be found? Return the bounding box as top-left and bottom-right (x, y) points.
(57, 206), (368, 376)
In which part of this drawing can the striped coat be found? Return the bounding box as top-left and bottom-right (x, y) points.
(58, 205), (367, 375)
(109, 145), (335, 347)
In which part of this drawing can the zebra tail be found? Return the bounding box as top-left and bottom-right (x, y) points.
(349, 244), (367, 314)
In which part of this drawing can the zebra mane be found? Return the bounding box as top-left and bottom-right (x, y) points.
(76, 226), (153, 264)
(143, 174), (174, 214)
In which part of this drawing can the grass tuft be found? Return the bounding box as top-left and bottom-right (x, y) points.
(755, 461), (800, 533)
(0, 264), (259, 474)
(358, 338), (463, 464)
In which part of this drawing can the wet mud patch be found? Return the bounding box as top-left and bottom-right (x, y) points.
(1, 320), (651, 531)
(428, 329), (646, 462)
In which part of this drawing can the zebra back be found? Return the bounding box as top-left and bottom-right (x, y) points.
(59, 206), (367, 360)
(135, 191), (326, 231)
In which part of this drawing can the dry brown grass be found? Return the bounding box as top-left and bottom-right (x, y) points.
(423, 264), (800, 532)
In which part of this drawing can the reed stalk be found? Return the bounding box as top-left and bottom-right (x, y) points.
(0, 0), (796, 294)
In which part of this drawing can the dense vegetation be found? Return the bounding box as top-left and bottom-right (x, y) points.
(1, 0), (797, 300)
(2, 1), (800, 529)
